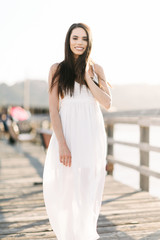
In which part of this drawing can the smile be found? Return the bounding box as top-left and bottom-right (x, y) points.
(75, 47), (84, 50)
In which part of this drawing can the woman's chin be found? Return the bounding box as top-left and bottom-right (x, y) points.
(73, 52), (85, 58)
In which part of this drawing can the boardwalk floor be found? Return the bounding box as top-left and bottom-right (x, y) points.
(0, 139), (160, 240)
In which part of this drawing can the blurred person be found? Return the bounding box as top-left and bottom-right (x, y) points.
(0, 112), (13, 133)
(0, 113), (9, 132)
(43, 23), (112, 240)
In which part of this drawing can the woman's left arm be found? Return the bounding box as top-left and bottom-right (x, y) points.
(85, 64), (112, 110)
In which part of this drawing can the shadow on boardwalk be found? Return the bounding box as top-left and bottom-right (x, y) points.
(0, 139), (160, 239)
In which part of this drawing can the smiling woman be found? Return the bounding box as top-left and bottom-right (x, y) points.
(43, 23), (112, 240)
(70, 28), (88, 57)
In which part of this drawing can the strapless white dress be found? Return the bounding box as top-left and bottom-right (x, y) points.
(43, 76), (107, 240)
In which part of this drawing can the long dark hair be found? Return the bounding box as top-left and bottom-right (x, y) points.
(49, 23), (92, 97)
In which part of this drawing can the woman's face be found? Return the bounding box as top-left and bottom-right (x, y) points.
(70, 27), (88, 58)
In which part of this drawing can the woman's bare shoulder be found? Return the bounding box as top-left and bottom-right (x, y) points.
(49, 63), (59, 74)
(48, 63), (60, 86)
(93, 63), (104, 75)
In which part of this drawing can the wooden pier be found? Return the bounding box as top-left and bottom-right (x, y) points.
(0, 139), (160, 240)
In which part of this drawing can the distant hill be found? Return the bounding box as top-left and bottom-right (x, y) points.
(0, 80), (160, 111)
(0, 80), (48, 108)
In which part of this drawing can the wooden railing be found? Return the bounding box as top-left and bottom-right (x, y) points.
(103, 108), (160, 192)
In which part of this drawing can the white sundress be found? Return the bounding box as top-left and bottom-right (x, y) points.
(43, 70), (107, 240)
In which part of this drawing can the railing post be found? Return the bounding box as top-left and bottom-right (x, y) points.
(140, 126), (149, 191)
(106, 124), (114, 175)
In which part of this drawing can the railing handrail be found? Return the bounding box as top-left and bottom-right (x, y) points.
(103, 108), (160, 117)
(104, 108), (160, 191)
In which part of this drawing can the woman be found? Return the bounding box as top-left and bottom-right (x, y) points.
(43, 23), (112, 240)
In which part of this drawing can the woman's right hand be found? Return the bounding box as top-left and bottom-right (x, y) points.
(59, 143), (72, 167)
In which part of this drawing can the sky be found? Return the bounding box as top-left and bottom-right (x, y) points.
(0, 0), (160, 86)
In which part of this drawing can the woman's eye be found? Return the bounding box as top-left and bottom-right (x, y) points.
(72, 37), (88, 41)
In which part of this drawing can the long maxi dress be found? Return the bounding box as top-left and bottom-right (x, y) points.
(43, 71), (107, 240)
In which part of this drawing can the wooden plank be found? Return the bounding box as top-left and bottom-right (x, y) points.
(107, 137), (160, 153)
(107, 155), (160, 179)
(0, 140), (160, 239)
(105, 117), (160, 127)
(106, 125), (114, 174)
(140, 126), (149, 191)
